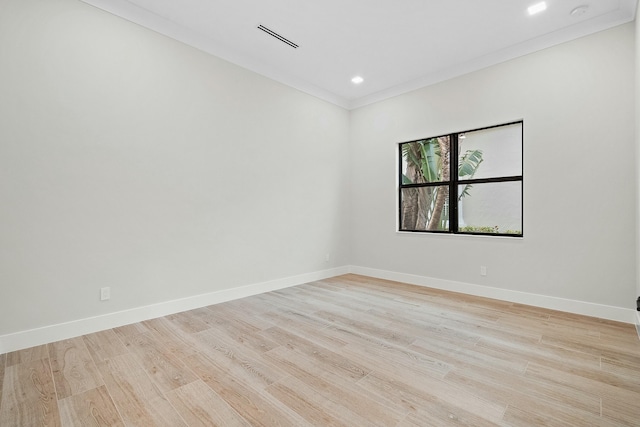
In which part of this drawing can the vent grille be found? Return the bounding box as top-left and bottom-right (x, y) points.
(257, 24), (299, 49)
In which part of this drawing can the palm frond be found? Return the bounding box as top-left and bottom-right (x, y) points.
(458, 149), (483, 201)
(459, 149), (483, 178)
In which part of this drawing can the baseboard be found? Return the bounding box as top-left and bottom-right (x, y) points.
(0, 266), (350, 354)
(349, 266), (636, 324)
(3, 264), (633, 354)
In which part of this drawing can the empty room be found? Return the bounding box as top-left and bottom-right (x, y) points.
(1, 0), (639, 425)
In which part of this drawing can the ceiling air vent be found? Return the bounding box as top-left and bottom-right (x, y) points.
(257, 24), (299, 49)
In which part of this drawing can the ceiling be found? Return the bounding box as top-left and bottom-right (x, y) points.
(81, 0), (637, 109)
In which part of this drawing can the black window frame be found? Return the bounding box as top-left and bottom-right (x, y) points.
(398, 121), (523, 237)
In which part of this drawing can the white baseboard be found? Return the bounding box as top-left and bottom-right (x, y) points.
(2, 265), (634, 354)
(0, 266), (350, 354)
(350, 266), (636, 324)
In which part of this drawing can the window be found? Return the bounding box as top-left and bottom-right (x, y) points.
(399, 121), (523, 236)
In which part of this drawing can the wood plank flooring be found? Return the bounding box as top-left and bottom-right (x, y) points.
(1, 274), (639, 426)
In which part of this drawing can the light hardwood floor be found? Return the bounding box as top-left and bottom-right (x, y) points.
(1, 274), (639, 426)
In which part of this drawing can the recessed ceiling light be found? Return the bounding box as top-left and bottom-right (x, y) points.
(527, 2), (547, 15)
(351, 76), (364, 84)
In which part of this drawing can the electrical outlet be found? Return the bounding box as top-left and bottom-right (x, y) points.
(480, 266), (487, 276)
(325, 253), (330, 263)
(100, 287), (111, 301)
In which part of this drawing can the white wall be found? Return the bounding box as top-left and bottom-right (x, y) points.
(0, 0), (350, 339)
(635, 8), (640, 337)
(350, 24), (636, 312)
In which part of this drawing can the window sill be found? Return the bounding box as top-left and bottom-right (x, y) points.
(396, 230), (524, 240)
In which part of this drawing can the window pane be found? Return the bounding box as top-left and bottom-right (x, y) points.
(400, 186), (450, 231)
(458, 123), (522, 180)
(401, 137), (450, 184)
(457, 182), (522, 234)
